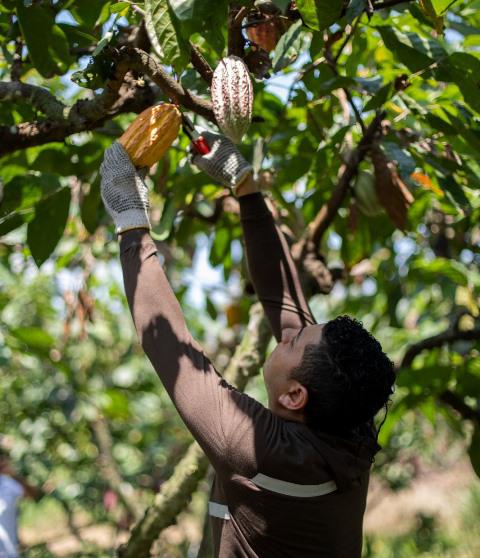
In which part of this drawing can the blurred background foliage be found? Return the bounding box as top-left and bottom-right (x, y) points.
(1, 0), (480, 556)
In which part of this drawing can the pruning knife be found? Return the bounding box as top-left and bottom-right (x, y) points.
(181, 114), (210, 155)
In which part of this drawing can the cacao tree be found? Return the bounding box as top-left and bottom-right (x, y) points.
(1, 0), (480, 555)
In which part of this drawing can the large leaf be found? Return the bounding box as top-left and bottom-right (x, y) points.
(145, 0), (189, 73)
(9, 327), (55, 355)
(418, 0), (444, 33)
(0, 173), (62, 236)
(151, 197), (177, 241)
(27, 187), (71, 267)
(411, 258), (470, 287)
(80, 175), (103, 235)
(376, 26), (444, 72)
(70, 0), (108, 28)
(272, 20), (303, 72)
(469, 427), (480, 479)
(296, 0), (344, 31)
(431, 0), (454, 14)
(435, 53), (480, 113)
(16, 3), (72, 77)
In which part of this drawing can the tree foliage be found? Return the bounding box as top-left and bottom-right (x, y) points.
(1, 0), (480, 555)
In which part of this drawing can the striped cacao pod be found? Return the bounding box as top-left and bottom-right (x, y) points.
(119, 103), (181, 167)
(211, 56), (253, 144)
(354, 170), (384, 217)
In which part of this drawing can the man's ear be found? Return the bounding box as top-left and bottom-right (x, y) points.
(278, 380), (308, 411)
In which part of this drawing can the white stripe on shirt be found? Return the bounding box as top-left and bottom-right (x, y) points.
(208, 501), (231, 520)
(250, 473), (338, 497)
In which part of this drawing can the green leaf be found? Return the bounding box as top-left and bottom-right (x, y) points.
(9, 327), (55, 354)
(418, 0), (444, 33)
(1, 173), (61, 218)
(151, 197), (177, 241)
(16, 3), (72, 77)
(71, 0), (108, 28)
(80, 175), (103, 235)
(110, 1), (130, 13)
(27, 187), (71, 267)
(206, 297), (217, 320)
(272, 0), (290, 13)
(396, 365), (452, 394)
(411, 258), (470, 287)
(272, 20), (303, 72)
(376, 26), (443, 72)
(431, 0), (454, 14)
(469, 427), (480, 479)
(346, 0), (366, 22)
(0, 213), (29, 237)
(144, 0), (189, 73)
(435, 54), (480, 113)
(169, 0), (195, 21)
(296, 0), (343, 31)
(58, 24), (98, 49)
(364, 82), (393, 111)
(210, 228), (230, 267)
(381, 142), (416, 177)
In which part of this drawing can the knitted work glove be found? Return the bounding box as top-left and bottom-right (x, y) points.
(99, 142), (150, 234)
(190, 131), (252, 190)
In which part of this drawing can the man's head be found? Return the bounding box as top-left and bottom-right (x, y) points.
(263, 315), (396, 434)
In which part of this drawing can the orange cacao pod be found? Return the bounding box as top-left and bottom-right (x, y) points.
(119, 103), (181, 167)
(247, 20), (279, 52)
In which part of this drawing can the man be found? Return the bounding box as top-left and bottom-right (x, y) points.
(100, 131), (396, 557)
(0, 449), (41, 558)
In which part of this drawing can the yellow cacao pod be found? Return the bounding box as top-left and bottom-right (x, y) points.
(119, 103), (181, 167)
(211, 56), (253, 144)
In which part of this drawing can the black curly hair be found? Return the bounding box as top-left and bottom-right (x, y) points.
(290, 315), (396, 436)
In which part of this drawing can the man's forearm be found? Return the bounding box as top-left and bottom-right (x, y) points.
(238, 192), (316, 341)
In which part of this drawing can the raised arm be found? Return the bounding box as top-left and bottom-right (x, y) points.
(100, 142), (275, 474)
(238, 187), (316, 341)
(190, 132), (316, 341)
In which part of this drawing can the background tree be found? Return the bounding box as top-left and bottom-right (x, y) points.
(1, 0), (480, 556)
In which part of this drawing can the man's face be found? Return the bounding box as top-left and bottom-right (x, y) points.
(263, 323), (324, 414)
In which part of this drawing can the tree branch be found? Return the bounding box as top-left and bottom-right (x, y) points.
(228, 3), (247, 57)
(334, 16), (362, 64)
(292, 110), (384, 263)
(0, 81), (67, 120)
(373, 0), (414, 9)
(91, 417), (143, 520)
(105, 47), (215, 120)
(0, 46), (215, 158)
(190, 43), (214, 85)
(397, 327), (480, 424)
(439, 390), (480, 424)
(118, 303), (271, 558)
(399, 327), (480, 369)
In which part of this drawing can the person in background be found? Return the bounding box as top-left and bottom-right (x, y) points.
(0, 447), (42, 558)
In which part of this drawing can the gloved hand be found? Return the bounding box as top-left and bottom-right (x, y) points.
(99, 142), (150, 234)
(190, 131), (253, 191)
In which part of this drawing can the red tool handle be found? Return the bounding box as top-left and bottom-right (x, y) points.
(192, 135), (210, 155)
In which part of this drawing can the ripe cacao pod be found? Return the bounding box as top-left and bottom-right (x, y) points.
(372, 148), (414, 230)
(353, 170), (384, 217)
(211, 56), (253, 144)
(119, 103), (181, 167)
(247, 20), (279, 52)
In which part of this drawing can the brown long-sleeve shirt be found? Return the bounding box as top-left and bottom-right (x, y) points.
(120, 192), (379, 557)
